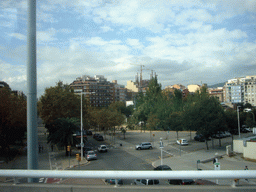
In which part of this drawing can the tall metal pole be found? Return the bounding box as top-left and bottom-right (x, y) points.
(237, 106), (241, 138)
(81, 92), (83, 159)
(27, 0), (38, 183)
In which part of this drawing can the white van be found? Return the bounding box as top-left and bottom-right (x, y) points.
(134, 179), (159, 185)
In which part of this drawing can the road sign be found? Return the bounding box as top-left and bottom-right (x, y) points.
(214, 162), (220, 170)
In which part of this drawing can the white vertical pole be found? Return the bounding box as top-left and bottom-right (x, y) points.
(27, 0), (38, 183)
(81, 92), (83, 159)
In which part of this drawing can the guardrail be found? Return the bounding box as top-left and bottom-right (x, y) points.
(1, 169), (255, 179)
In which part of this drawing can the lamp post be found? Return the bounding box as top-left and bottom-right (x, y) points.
(160, 138), (164, 166)
(80, 91), (95, 159)
(237, 106), (241, 138)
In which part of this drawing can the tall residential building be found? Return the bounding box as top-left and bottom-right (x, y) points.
(112, 80), (128, 103)
(223, 76), (256, 106)
(70, 75), (114, 107)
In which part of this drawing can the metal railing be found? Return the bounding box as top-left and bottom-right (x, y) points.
(1, 170), (255, 179)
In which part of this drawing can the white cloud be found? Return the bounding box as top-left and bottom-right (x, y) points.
(100, 26), (113, 33)
(9, 33), (26, 40)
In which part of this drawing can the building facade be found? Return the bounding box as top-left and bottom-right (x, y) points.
(70, 75), (114, 108)
(223, 76), (256, 106)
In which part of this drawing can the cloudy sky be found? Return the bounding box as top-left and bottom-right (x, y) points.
(1, 0), (256, 97)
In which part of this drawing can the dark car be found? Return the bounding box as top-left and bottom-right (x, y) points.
(86, 130), (92, 135)
(194, 135), (205, 142)
(105, 179), (123, 185)
(168, 179), (195, 185)
(154, 165), (172, 170)
(95, 135), (104, 141)
(93, 133), (100, 139)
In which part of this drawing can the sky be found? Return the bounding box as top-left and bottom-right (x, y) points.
(0, 0), (256, 97)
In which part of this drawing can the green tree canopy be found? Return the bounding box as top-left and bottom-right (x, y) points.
(0, 88), (27, 161)
(39, 81), (81, 124)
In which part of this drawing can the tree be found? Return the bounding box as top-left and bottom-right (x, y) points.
(133, 77), (165, 130)
(46, 117), (79, 156)
(183, 86), (226, 150)
(0, 88), (27, 162)
(167, 112), (183, 140)
(39, 81), (81, 124)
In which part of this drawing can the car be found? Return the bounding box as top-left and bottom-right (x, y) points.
(176, 139), (188, 145)
(86, 151), (97, 161)
(95, 135), (104, 141)
(212, 133), (224, 139)
(168, 179), (195, 185)
(105, 179), (123, 185)
(83, 147), (93, 155)
(223, 131), (231, 137)
(93, 133), (100, 139)
(98, 145), (108, 152)
(154, 165), (172, 170)
(86, 130), (92, 135)
(135, 142), (153, 150)
(134, 179), (159, 185)
(194, 135), (205, 142)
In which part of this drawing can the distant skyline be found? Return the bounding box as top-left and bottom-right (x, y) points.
(1, 0), (256, 97)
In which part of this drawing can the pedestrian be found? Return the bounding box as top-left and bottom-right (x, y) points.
(39, 145), (41, 153)
(244, 166), (249, 182)
(41, 145), (44, 152)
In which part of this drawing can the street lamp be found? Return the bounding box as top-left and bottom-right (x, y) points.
(80, 91), (95, 159)
(237, 106), (241, 138)
(159, 138), (164, 166)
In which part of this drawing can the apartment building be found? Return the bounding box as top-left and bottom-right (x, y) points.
(223, 76), (256, 106)
(208, 87), (224, 103)
(70, 75), (114, 107)
(112, 80), (128, 103)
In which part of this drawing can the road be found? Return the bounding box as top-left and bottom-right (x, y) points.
(72, 136), (169, 185)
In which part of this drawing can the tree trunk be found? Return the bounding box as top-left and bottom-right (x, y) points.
(205, 140), (209, 150)
(176, 131), (179, 140)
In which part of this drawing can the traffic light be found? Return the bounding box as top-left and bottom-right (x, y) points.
(76, 153), (80, 161)
(67, 145), (71, 152)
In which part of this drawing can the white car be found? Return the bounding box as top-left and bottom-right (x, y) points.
(98, 145), (108, 152)
(177, 139), (188, 145)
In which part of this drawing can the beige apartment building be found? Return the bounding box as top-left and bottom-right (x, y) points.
(187, 84), (201, 93)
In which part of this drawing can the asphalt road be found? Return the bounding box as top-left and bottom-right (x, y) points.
(72, 136), (169, 185)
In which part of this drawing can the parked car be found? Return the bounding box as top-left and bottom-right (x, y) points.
(93, 133), (100, 139)
(98, 145), (108, 152)
(241, 128), (252, 133)
(95, 135), (104, 141)
(168, 179), (195, 185)
(86, 151), (97, 161)
(135, 142), (153, 150)
(212, 132), (225, 139)
(105, 179), (123, 185)
(176, 139), (188, 145)
(223, 131), (231, 137)
(134, 179), (159, 185)
(154, 165), (172, 170)
(83, 147), (93, 155)
(86, 130), (92, 135)
(194, 135), (205, 142)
